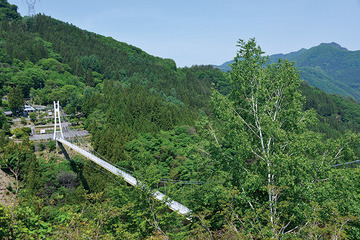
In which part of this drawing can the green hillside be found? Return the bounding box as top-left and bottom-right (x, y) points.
(0, 0), (21, 21)
(215, 42), (360, 100)
(1, 2), (360, 238)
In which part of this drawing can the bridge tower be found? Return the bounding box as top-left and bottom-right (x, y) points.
(53, 101), (64, 140)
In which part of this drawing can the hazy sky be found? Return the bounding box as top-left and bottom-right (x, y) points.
(8, 0), (360, 67)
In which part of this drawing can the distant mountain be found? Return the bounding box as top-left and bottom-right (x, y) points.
(214, 43), (360, 100)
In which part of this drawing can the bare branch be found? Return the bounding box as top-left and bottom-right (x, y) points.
(333, 146), (344, 160)
(233, 108), (259, 138)
(251, 149), (265, 162)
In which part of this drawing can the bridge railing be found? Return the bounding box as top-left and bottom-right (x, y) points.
(54, 102), (192, 219)
(56, 137), (192, 218)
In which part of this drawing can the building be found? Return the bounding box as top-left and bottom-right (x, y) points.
(3, 111), (12, 117)
(23, 105), (35, 116)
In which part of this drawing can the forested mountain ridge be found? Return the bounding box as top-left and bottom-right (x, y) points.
(215, 42), (360, 100)
(0, 6), (229, 173)
(1, 9), (225, 111)
(1, 1), (360, 238)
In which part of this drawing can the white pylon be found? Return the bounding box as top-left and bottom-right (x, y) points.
(53, 101), (64, 140)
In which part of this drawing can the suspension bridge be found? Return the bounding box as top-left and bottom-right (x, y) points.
(51, 101), (191, 217)
(44, 101), (359, 220)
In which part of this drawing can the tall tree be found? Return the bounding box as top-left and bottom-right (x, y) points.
(7, 86), (24, 115)
(204, 38), (357, 238)
(230, 39), (304, 230)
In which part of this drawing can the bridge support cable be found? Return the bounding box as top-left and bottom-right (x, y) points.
(58, 107), (136, 176)
(331, 160), (360, 168)
(56, 138), (191, 216)
(53, 102), (191, 217)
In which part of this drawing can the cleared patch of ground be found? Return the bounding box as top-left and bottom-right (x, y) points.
(0, 169), (16, 206)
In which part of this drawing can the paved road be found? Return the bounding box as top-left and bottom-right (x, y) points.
(29, 130), (89, 141)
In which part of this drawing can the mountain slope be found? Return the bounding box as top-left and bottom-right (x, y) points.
(0, 0), (21, 21)
(215, 43), (360, 100)
(2, 2), (360, 238)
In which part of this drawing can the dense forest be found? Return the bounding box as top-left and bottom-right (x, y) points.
(1, 1), (360, 239)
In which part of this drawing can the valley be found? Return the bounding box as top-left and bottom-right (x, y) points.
(0, 1), (360, 239)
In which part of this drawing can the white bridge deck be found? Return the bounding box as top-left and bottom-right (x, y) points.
(56, 138), (191, 216)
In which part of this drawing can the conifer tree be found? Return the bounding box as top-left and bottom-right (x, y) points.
(7, 86), (24, 115)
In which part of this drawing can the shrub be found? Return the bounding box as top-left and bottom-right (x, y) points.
(38, 142), (46, 151)
(48, 140), (56, 152)
(22, 127), (31, 135)
(11, 128), (24, 138)
(21, 117), (27, 125)
(29, 112), (37, 122)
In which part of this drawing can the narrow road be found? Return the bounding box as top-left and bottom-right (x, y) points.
(29, 130), (89, 141)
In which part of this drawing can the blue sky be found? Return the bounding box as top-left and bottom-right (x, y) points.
(8, 0), (360, 67)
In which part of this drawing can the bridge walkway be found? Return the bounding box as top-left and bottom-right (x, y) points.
(56, 137), (191, 216)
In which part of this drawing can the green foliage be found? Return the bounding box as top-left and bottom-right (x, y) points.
(38, 142), (45, 151)
(0, 12), (225, 118)
(81, 54), (101, 72)
(38, 58), (69, 72)
(47, 140), (56, 152)
(20, 117), (26, 125)
(0, 0), (21, 21)
(301, 81), (360, 138)
(0, 111), (8, 129)
(0, 139), (36, 181)
(1, 2), (360, 237)
(0, 204), (11, 238)
(29, 112), (37, 122)
(10, 127), (30, 139)
(7, 85), (23, 113)
(11, 66), (46, 97)
(0, 138), (192, 238)
(200, 39), (360, 238)
(87, 80), (197, 164)
(125, 125), (212, 182)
